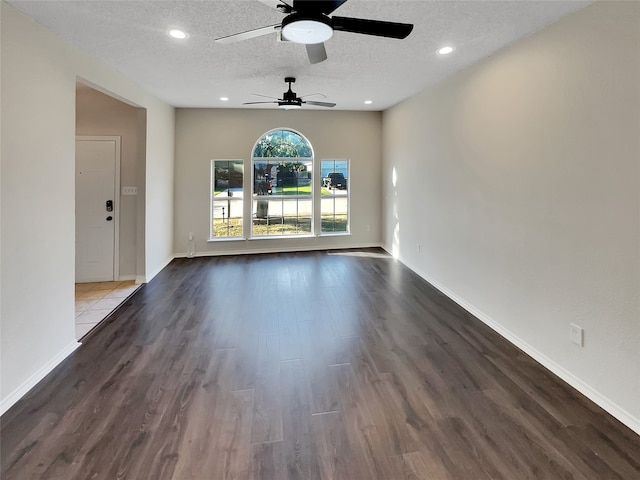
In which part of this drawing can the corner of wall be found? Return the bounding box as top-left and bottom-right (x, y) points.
(0, 341), (80, 416)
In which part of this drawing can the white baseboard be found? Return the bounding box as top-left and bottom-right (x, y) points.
(0, 340), (81, 416)
(135, 275), (146, 285)
(118, 274), (136, 281)
(386, 248), (640, 436)
(174, 242), (382, 258)
(144, 255), (174, 283)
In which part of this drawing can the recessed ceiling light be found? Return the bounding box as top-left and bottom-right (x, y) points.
(220, 97), (229, 102)
(437, 46), (455, 55)
(168, 29), (188, 40)
(364, 100), (373, 105)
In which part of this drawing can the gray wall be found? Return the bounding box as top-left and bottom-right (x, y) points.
(382, 1), (639, 432)
(174, 108), (382, 255)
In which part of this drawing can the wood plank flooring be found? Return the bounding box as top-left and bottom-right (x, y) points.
(1, 249), (638, 479)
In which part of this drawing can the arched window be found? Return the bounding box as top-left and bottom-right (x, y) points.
(252, 129), (314, 237)
(253, 129), (313, 159)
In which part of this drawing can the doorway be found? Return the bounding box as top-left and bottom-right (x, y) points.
(75, 82), (147, 341)
(75, 136), (121, 282)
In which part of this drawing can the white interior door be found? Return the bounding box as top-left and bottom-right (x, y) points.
(76, 136), (120, 283)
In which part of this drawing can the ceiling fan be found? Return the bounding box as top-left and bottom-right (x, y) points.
(215, 0), (414, 64)
(243, 77), (336, 109)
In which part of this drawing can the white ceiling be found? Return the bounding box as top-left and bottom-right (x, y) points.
(8, 0), (591, 111)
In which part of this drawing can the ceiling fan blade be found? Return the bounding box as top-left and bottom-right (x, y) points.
(293, 0), (348, 15)
(252, 93), (280, 100)
(299, 92), (327, 99)
(331, 16), (413, 39)
(243, 101), (278, 105)
(306, 43), (328, 64)
(257, 0), (293, 13)
(304, 100), (336, 107)
(215, 24), (280, 44)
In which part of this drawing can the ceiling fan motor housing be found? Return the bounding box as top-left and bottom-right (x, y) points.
(280, 78), (302, 109)
(283, 86), (298, 102)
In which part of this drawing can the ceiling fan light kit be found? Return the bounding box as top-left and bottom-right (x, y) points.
(280, 103), (302, 110)
(281, 13), (333, 44)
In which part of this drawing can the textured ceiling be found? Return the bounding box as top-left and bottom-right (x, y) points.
(8, 0), (591, 111)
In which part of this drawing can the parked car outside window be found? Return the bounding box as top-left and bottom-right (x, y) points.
(323, 172), (347, 190)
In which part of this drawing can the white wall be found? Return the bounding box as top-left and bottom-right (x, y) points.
(0, 3), (174, 413)
(76, 85), (145, 279)
(174, 109), (382, 255)
(382, 1), (640, 433)
(144, 106), (174, 280)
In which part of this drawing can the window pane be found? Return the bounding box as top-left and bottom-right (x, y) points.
(273, 160), (312, 196)
(252, 198), (312, 236)
(321, 159), (349, 234)
(213, 200), (243, 237)
(214, 160), (243, 193)
(253, 161), (274, 196)
(283, 198), (312, 235)
(321, 161), (348, 193)
(212, 160), (243, 238)
(252, 198), (281, 236)
(253, 130), (312, 158)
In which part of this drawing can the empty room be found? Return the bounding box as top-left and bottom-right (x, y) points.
(1, 1), (638, 479)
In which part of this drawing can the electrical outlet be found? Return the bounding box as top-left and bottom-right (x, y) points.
(570, 323), (584, 346)
(367, 224), (371, 232)
(417, 243), (421, 253)
(188, 232), (193, 241)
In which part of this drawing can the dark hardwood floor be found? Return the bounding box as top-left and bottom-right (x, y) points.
(2, 249), (638, 479)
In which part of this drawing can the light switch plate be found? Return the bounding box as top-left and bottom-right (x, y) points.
(570, 323), (584, 346)
(122, 186), (138, 195)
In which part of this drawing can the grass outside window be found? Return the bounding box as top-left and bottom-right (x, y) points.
(211, 215), (348, 237)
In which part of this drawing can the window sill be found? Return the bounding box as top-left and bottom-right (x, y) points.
(319, 232), (351, 237)
(207, 232), (351, 242)
(249, 234), (316, 240)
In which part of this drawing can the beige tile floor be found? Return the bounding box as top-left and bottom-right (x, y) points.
(75, 280), (140, 339)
